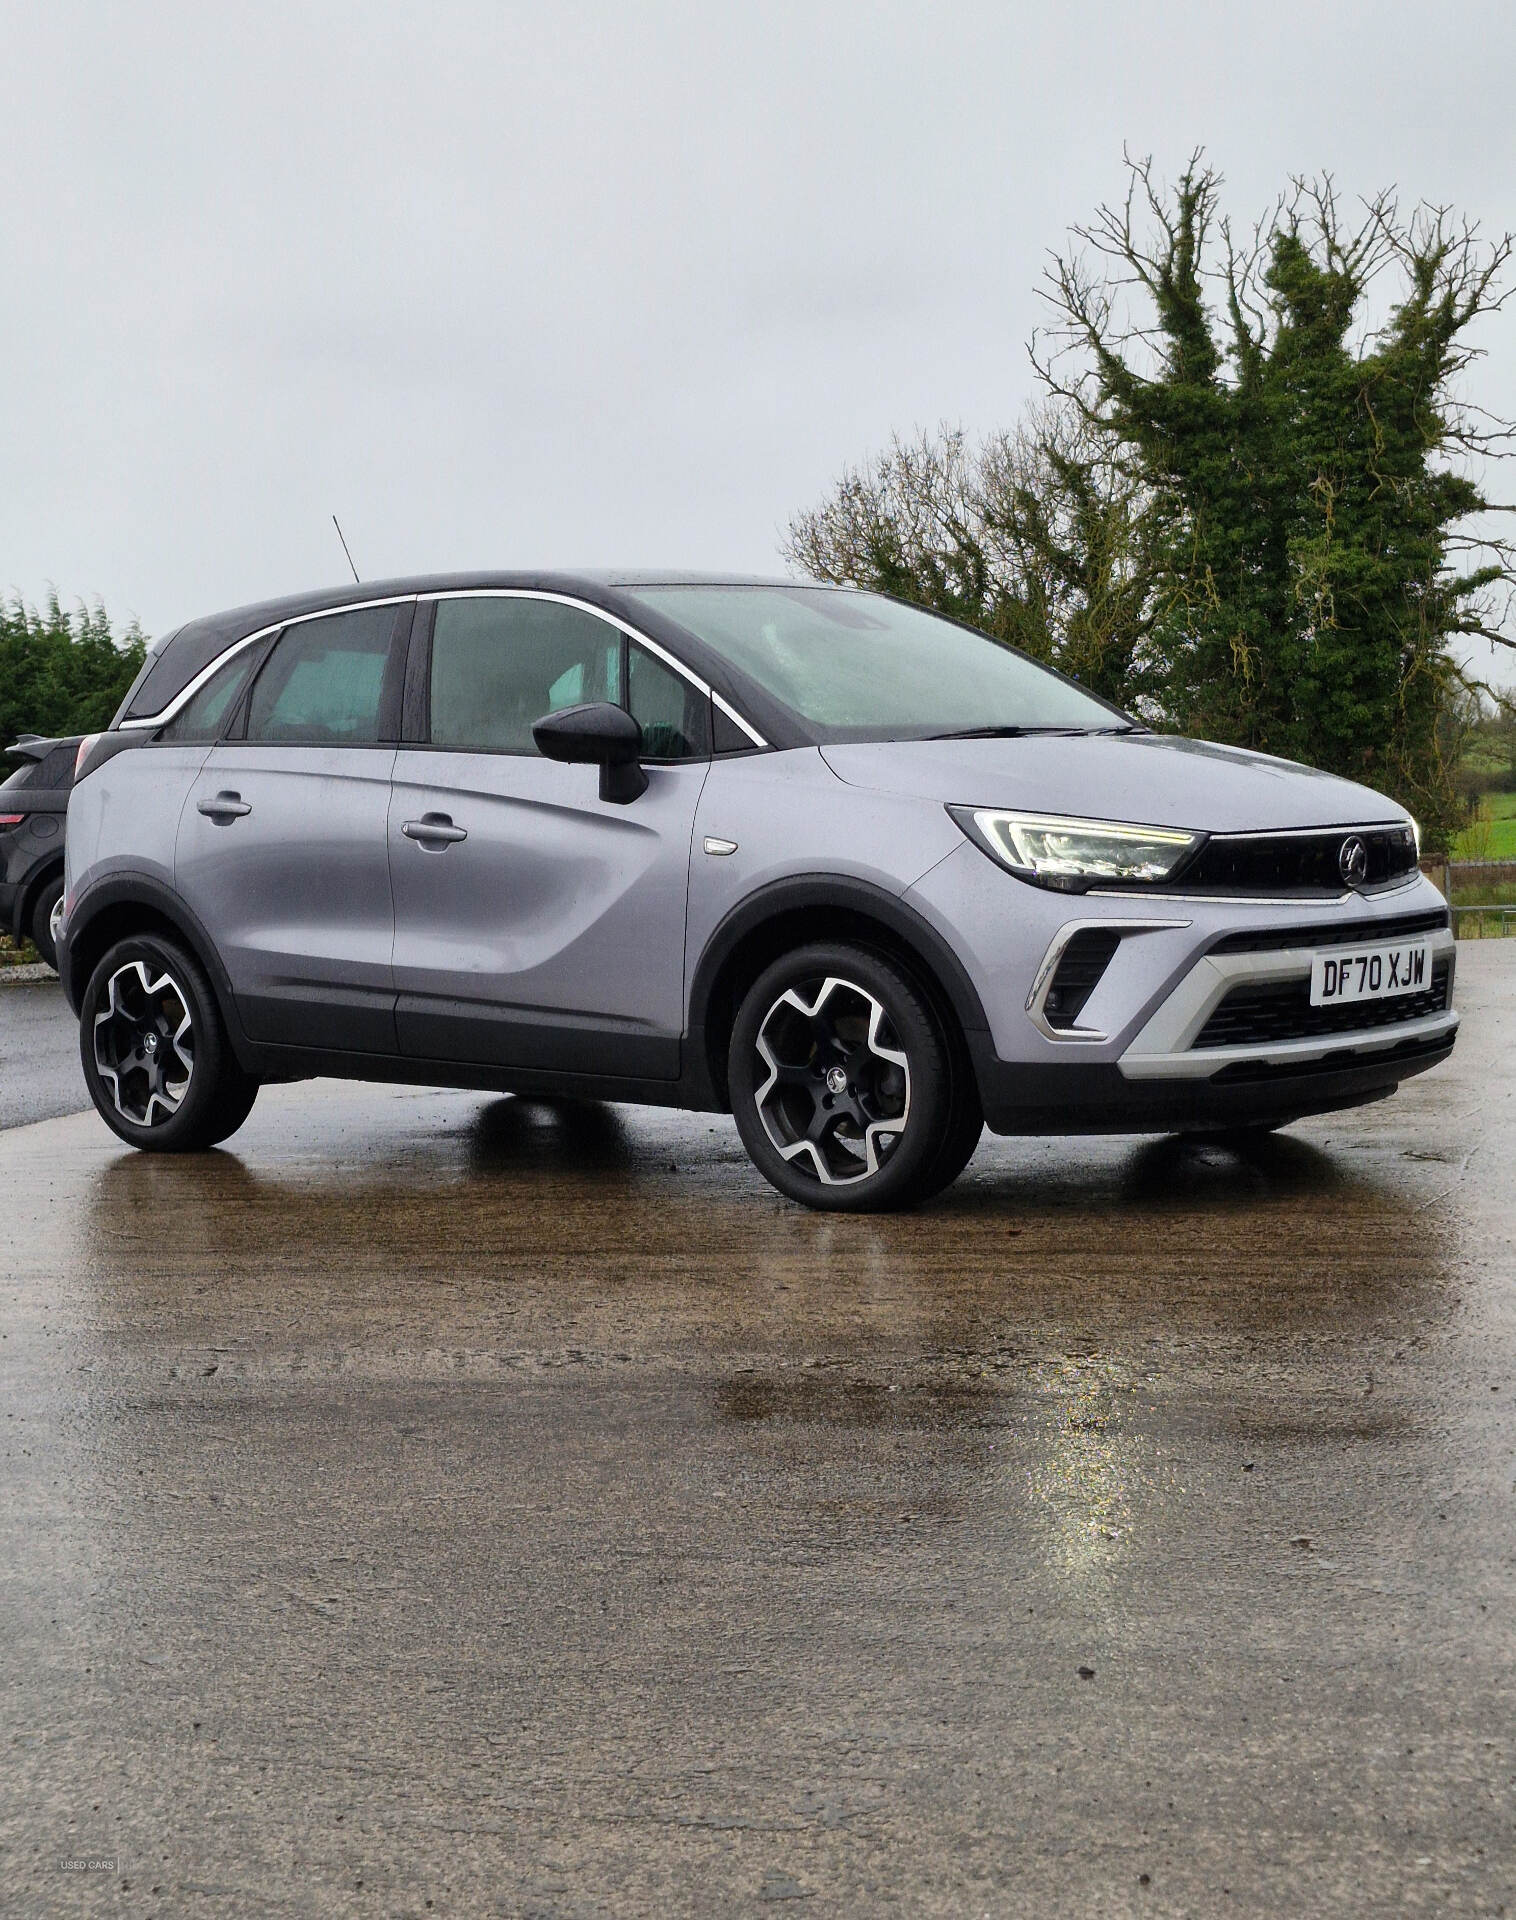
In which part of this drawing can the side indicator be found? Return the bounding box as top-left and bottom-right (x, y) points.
(703, 836), (738, 857)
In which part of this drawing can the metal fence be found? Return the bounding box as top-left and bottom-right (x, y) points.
(1419, 860), (1516, 937)
(1451, 905), (1516, 937)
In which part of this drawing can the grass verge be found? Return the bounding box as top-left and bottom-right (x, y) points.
(1453, 791), (1516, 861)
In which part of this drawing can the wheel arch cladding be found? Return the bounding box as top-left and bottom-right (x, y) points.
(689, 877), (990, 1109)
(65, 880), (261, 1074)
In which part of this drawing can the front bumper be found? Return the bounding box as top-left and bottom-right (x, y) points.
(969, 1029), (1454, 1134)
(905, 846), (1460, 1135)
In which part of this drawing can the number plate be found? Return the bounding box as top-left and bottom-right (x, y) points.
(1310, 939), (1432, 1007)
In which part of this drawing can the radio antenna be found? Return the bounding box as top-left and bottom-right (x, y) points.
(331, 514), (361, 584)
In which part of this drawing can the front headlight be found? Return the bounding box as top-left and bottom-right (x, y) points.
(949, 806), (1204, 891)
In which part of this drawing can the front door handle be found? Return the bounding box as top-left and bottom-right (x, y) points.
(402, 813), (468, 847)
(197, 791), (251, 822)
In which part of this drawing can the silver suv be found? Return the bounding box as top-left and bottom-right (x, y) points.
(60, 574), (1458, 1210)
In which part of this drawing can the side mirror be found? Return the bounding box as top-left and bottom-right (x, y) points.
(532, 702), (648, 804)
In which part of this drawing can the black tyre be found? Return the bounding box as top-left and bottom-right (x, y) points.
(29, 873), (65, 972)
(80, 934), (259, 1152)
(728, 942), (968, 1213)
(914, 1076), (984, 1200)
(201, 1072), (262, 1147)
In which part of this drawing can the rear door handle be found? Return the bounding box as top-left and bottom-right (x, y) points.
(197, 791), (251, 821)
(402, 813), (468, 847)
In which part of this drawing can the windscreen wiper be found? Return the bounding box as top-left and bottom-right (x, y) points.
(927, 724), (1090, 740)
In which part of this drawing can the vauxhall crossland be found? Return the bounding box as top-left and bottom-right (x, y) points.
(59, 574), (1458, 1210)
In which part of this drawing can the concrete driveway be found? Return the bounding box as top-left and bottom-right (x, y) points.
(2, 947), (1513, 1916)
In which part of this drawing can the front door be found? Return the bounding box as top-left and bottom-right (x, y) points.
(388, 593), (710, 1078)
(177, 602), (409, 1052)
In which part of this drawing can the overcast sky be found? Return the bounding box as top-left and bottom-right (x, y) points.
(5, 0), (1515, 681)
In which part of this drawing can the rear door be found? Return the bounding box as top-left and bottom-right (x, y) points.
(388, 592), (710, 1078)
(177, 601), (411, 1052)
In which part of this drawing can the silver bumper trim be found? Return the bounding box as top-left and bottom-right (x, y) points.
(1025, 917), (1191, 1043)
(1118, 932), (1458, 1081)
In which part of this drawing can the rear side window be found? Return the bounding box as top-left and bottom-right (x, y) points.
(429, 598), (623, 754)
(157, 648), (261, 745)
(0, 761), (39, 792)
(246, 607), (396, 745)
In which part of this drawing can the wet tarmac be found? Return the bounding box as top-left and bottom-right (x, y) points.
(2, 946), (1513, 1916)
(0, 977), (85, 1131)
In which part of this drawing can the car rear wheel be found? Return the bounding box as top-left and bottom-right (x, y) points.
(80, 934), (259, 1152)
(30, 874), (65, 972)
(728, 942), (970, 1212)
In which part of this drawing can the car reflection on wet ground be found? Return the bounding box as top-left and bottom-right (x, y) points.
(2, 948), (1513, 1916)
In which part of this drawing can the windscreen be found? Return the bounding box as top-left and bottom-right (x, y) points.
(627, 586), (1124, 741)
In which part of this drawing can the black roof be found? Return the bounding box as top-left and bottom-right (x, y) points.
(114, 571), (818, 741)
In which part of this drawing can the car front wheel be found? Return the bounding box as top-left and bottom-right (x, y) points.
(728, 942), (969, 1212)
(80, 934), (259, 1152)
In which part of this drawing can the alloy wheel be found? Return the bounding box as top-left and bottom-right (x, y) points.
(752, 974), (911, 1184)
(92, 961), (195, 1126)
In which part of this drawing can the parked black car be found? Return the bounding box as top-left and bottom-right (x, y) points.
(0, 735), (80, 970)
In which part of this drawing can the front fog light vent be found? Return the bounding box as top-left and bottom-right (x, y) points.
(1043, 930), (1122, 1031)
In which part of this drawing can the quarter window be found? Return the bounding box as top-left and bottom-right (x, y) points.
(157, 648), (260, 745)
(245, 607), (396, 745)
(628, 643), (709, 761)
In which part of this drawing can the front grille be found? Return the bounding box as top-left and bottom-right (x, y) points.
(1210, 908), (1449, 955)
(1193, 958), (1451, 1050)
(1043, 930), (1121, 1030)
(1173, 825), (1418, 894)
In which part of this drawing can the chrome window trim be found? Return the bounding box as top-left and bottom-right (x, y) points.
(119, 587), (770, 750)
(419, 588), (768, 747)
(118, 594), (418, 732)
(1026, 917), (1191, 1044)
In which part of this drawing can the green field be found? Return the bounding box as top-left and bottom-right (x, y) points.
(1453, 790), (1516, 862)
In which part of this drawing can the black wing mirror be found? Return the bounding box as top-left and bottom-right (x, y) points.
(532, 702), (648, 804)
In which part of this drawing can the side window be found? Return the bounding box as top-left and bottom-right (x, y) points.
(157, 647), (261, 745)
(245, 607), (396, 745)
(628, 643), (710, 761)
(429, 598), (623, 754)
